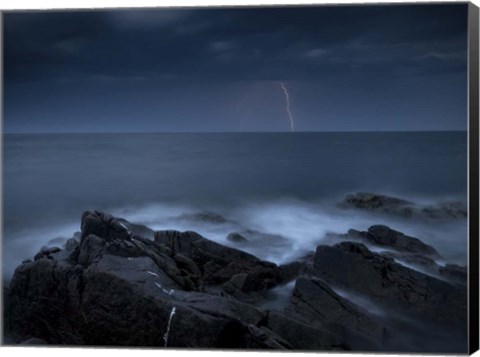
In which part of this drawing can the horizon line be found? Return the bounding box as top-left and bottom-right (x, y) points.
(1, 129), (468, 135)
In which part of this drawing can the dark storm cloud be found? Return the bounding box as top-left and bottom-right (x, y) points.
(2, 3), (469, 132)
(4, 4), (468, 83)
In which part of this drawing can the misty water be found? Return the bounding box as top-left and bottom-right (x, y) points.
(2, 131), (468, 280)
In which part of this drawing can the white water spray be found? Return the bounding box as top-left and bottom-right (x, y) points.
(163, 306), (176, 347)
(278, 81), (295, 132)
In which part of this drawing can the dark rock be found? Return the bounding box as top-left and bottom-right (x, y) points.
(246, 324), (293, 349)
(77, 234), (105, 266)
(227, 233), (248, 243)
(230, 230), (291, 250)
(34, 246), (62, 261)
(342, 192), (412, 210)
(124, 221), (155, 239)
(333, 226), (467, 285)
(7, 259), (85, 344)
(368, 225), (440, 257)
(173, 253), (202, 278)
(311, 242), (467, 329)
(8, 251), (237, 346)
(340, 192), (467, 220)
(287, 277), (387, 349)
(421, 201), (467, 219)
(176, 211), (230, 225)
(439, 264), (467, 283)
(263, 311), (348, 350)
(81, 210), (130, 241)
(19, 337), (48, 345)
(223, 273), (249, 294)
(278, 261), (303, 282)
(5, 210), (466, 351)
(43, 246), (61, 254)
(214, 317), (293, 349)
(379, 252), (467, 286)
(340, 225), (440, 258)
(155, 229), (285, 295)
(8, 211), (346, 349)
(215, 319), (250, 348)
(340, 192), (413, 216)
(240, 229), (286, 242)
(380, 251), (438, 270)
(247, 323), (267, 341)
(65, 237), (79, 252)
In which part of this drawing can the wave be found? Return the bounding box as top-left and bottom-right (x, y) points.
(2, 196), (468, 281)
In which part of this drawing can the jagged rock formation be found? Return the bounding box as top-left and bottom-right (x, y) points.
(4, 211), (467, 352)
(340, 192), (467, 219)
(309, 242), (466, 328)
(338, 225), (441, 257)
(330, 224), (467, 286)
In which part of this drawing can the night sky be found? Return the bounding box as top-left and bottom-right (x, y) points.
(3, 3), (469, 133)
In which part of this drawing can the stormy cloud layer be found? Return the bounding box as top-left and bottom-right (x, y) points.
(3, 4), (468, 132)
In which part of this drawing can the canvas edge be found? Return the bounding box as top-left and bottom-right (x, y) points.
(0, 9), (5, 347)
(468, 1), (480, 355)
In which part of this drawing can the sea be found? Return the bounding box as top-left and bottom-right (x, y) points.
(2, 131), (468, 281)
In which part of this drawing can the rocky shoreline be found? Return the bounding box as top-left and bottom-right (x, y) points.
(340, 192), (467, 220)
(2, 194), (468, 352)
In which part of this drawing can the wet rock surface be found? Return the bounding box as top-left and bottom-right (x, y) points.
(331, 224), (467, 287)
(286, 277), (387, 350)
(175, 211), (232, 225)
(339, 225), (441, 257)
(340, 192), (467, 220)
(4, 210), (467, 352)
(310, 242), (467, 329)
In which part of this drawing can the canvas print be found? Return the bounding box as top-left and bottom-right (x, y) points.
(1, 2), (477, 353)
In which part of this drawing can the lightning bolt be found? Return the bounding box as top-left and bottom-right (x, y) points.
(278, 81), (295, 132)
